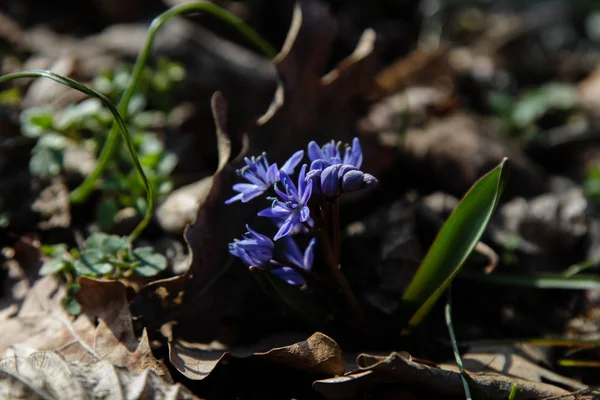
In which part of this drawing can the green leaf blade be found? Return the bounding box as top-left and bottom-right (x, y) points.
(400, 158), (509, 330)
(40, 258), (68, 276)
(73, 249), (113, 276)
(132, 247), (167, 277)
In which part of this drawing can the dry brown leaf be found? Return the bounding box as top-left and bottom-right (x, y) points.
(0, 275), (98, 363)
(461, 344), (587, 391)
(170, 332), (344, 381)
(31, 177), (71, 230)
(1, 275), (169, 380)
(314, 351), (578, 400)
(0, 350), (198, 400)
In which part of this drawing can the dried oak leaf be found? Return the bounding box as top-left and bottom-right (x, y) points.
(75, 277), (169, 376)
(169, 332), (344, 381)
(0, 350), (198, 400)
(0, 275), (169, 379)
(250, 1), (385, 172)
(313, 351), (578, 400)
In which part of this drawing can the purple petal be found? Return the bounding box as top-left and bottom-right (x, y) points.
(309, 159), (330, 172)
(278, 170), (298, 198)
(258, 204), (290, 219)
(282, 236), (303, 267)
(320, 165), (340, 197)
(308, 141), (326, 162)
(301, 178), (313, 204)
(246, 225), (274, 247)
(363, 173), (377, 185)
(281, 150), (304, 174)
(272, 267), (306, 285)
(243, 172), (266, 186)
(337, 165), (357, 178)
(224, 192), (244, 204)
(266, 164), (279, 185)
(341, 170), (364, 192)
(297, 164), (307, 197)
(303, 238), (317, 270)
(274, 213), (299, 241)
(330, 157), (343, 165)
(299, 205), (310, 222)
(350, 137), (363, 168)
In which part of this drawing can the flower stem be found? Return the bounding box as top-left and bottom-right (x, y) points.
(69, 2), (277, 204)
(324, 199), (367, 333)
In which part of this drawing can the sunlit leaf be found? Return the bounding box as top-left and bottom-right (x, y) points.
(132, 247), (167, 277)
(399, 158), (508, 332)
(39, 258), (69, 276)
(73, 249), (113, 276)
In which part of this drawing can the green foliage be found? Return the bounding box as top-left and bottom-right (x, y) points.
(19, 59), (183, 228)
(40, 233), (167, 314)
(488, 83), (578, 140)
(584, 162), (600, 208)
(399, 159), (508, 331)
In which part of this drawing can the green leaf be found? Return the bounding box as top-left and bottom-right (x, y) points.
(73, 249), (113, 276)
(64, 283), (82, 315)
(20, 107), (54, 138)
(41, 243), (68, 257)
(399, 158), (508, 331)
(250, 267), (334, 329)
(85, 232), (128, 255)
(131, 246), (167, 277)
(460, 272), (600, 290)
(85, 233), (109, 250)
(40, 258), (68, 276)
(101, 235), (129, 255)
(96, 198), (119, 231)
(29, 147), (62, 177)
(64, 296), (82, 315)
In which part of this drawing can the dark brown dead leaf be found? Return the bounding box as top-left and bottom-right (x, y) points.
(0, 350), (198, 400)
(0, 236), (43, 317)
(314, 351), (577, 400)
(403, 112), (547, 197)
(252, 1), (383, 168)
(170, 332), (344, 381)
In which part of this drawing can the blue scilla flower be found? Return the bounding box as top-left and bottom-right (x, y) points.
(318, 164), (377, 197)
(270, 237), (317, 285)
(306, 138), (376, 197)
(229, 225), (275, 267)
(258, 165), (313, 241)
(225, 150), (304, 204)
(283, 236), (317, 272)
(229, 226), (314, 285)
(307, 137), (363, 169)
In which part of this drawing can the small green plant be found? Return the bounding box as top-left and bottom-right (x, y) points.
(488, 83), (578, 141)
(20, 60), (183, 229)
(40, 233), (167, 314)
(0, 2), (276, 314)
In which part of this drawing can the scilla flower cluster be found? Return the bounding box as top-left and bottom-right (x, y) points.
(226, 138), (376, 286)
